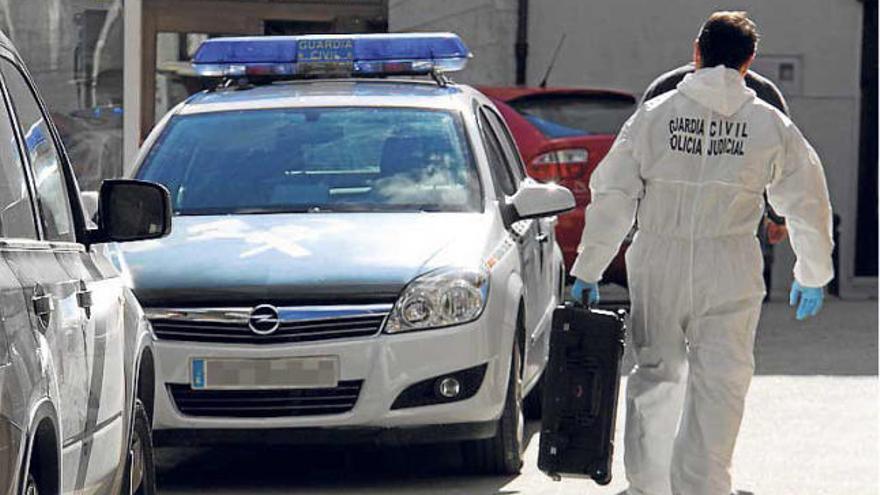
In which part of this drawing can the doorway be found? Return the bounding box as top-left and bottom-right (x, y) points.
(855, 0), (877, 277)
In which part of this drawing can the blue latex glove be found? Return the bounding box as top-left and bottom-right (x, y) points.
(571, 279), (600, 306)
(789, 281), (824, 320)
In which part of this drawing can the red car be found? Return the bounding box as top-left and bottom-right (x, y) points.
(478, 87), (637, 286)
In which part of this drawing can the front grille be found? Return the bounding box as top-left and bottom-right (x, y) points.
(168, 381), (363, 418)
(150, 313), (387, 344)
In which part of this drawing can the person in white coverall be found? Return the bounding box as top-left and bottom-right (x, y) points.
(569, 12), (834, 495)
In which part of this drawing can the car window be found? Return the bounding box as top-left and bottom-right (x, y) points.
(477, 108), (517, 197)
(0, 59), (74, 242)
(483, 107), (527, 181)
(0, 84), (36, 239)
(509, 94), (635, 137)
(137, 107), (481, 214)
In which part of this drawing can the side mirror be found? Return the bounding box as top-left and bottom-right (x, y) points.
(91, 179), (172, 243)
(508, 181), (576, 220)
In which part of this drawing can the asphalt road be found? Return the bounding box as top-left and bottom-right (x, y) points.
(156, 300), (878, 494)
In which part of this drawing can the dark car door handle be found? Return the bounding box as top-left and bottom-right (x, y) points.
(77, 280), (93, 318)
(32, 289), (53, 328)
(536, 232), (549, 243)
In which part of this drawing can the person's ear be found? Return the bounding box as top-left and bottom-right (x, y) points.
(693, 40), (702, 68)
(739, 51), (756, 75)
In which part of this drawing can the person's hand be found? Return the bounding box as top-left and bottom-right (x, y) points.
(765, 220), (788, 245)
(789, 281), (824, 320)
(571, 279), (600, 306)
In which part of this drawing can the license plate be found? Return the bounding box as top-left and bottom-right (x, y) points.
(190, 356), (339, 390)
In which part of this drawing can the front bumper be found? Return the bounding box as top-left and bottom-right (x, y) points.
(153, 421), (497, 447)
(151, 316), (509, 444)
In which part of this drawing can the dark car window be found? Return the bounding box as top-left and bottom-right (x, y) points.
(509, 94), (635, 137)
(0, 59), (75, 242)
(477, 109), (517, 197)
(138, 107), (481, 215)
(0, 76), (36, 239)
(482, 107), (527, 181)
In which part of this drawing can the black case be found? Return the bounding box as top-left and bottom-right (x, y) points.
(538, 303), (626, 485)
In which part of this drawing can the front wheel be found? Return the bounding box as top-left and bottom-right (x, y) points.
(461, 337), (524, 475)
(122, 400), (156, 495)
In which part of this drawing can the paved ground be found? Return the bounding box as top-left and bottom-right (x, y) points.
(156, 299), (878, 494)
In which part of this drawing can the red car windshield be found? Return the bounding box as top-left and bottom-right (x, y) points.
(508, 93), (635, 138)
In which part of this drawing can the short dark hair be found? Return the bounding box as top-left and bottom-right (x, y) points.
(697, 11), (759, 70)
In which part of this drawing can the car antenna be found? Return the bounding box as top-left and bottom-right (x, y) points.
(538, 33), (566, 88)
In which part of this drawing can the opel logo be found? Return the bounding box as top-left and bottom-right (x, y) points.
(248, 304), (280, 335)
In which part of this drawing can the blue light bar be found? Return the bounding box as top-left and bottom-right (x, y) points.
(191, 33), (471, 78)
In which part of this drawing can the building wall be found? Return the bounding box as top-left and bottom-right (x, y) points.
(391, 0), (871, 298)
(0, 0), (125, 191)
(389, 0), (518, 86)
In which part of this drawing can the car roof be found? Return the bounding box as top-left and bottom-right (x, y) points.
(477, 86), (636, 103)
(177, 79), (480, 115)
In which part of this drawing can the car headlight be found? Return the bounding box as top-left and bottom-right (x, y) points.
(384, 267), (489, 334)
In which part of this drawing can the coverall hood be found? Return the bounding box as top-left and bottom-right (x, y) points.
(677, 65), (756, 117)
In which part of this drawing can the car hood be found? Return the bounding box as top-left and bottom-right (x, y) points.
(120, 212), (496, 307)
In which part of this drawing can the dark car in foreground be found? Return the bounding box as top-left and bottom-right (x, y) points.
(0, 30), (172, 495)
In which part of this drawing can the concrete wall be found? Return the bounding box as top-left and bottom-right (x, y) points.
(390, 0), (871, 298)
(389, 0), (518, 85)
(1, 0), (124, 112)
(0, 0), (125, 190)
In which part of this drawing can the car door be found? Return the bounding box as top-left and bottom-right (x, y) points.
(0, 47), (46, 495)
(484, 106), (558, 301)
(0, 55), (127, 494)
(484, 107), (555, 383)
(477, 105), (547, 385)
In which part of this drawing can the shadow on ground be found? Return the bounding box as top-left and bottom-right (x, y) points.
(754, 300), (878, 376)
(157, 422), (540, 494)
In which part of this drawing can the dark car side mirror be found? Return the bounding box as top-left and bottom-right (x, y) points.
(90, 179), (172, 243)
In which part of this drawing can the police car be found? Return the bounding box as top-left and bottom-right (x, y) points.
(121, 33), (573, 474)
(0, 31), (171, 494)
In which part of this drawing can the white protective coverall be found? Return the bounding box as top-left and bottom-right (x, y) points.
(570, 65), (833, 495)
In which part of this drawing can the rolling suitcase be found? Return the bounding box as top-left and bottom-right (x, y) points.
(538, 302), (626, 485)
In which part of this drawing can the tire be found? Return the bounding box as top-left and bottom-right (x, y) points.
(122, 400), (156, 495)
(461, 337), (524, 475)
(523, 372), (543, 420)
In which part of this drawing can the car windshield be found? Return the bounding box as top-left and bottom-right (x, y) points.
(137, 107), (481, 215)
(509, 94), (635, 138)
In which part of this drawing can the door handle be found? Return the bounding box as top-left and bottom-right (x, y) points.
(32, 286), (53, 329)
(536, 232), (549, 243)
(77, 280), (93, 319)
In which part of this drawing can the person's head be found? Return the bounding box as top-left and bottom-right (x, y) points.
(693, 11), (759, 75)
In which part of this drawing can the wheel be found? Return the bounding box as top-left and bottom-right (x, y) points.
(122, 400), (156, 495)
(523, 372), (543, 420)
(461, 336), (524, 475)
(23, 473), (39, 495)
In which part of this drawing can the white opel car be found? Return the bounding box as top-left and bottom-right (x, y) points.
(120, 33), (574, 474)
